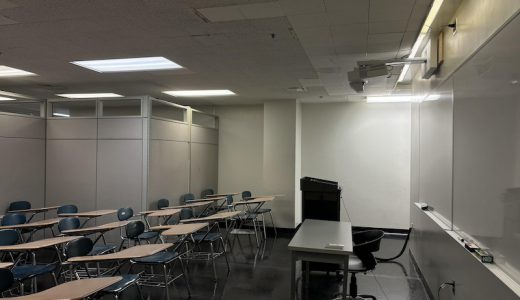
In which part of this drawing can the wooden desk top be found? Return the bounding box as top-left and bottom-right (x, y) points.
(163, 201), (213, 210)
(246, 194), (284, 199)
(0, 236), (81, 252)
(67, 243), (173, 263)
(149, 225), (175, 231)
(288, 219), (353, 255)
(61, 221), (130, 235)
(207, 192), (239, 197)
(7, 206), (60, 214)
(0, 218), (61, 230)
(161, 223), (209, 236)
(59, 209), (117, 218)
(147, 208), (181, 218)
(233, 196), (275, 206)
(3, 277), (123, 300)
(0, 262), (13, 269)
(186, 196), (226, 203)
(180, 211), (240, 223)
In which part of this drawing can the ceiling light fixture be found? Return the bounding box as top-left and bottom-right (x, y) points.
(52, 113), (70, 117)
(163, 90), (236, 97)
(71, 57), (183, 73)
(397, 0), (445, 82)
(56, 93), (123, 99)
(0, 65), (36, 77)
(366, 96), (414, 103)
(0, 96), (15, 101)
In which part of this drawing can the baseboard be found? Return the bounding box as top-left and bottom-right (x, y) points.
(410, 250), (435, 300)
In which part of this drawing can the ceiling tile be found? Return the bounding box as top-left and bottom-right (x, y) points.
(369, 20), (407, 34)
(279, 0), (325, 16)
(239, 2), (284, 19)
(327, 10), (369, 25)
(324, 0), (369, 12)
(369, 0), (415, 22)
(197, 6), (245, 22)
(287, 13), (328, 28)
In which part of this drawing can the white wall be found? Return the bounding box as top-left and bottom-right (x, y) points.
(301, 102), (411, 229)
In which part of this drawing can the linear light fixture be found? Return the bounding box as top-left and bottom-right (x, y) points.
(0, 96), (15, 101)
(56, 93), (123, 99)
(397, 0), (445, 82)
(0, 65), (36, 77)
(366, 96), (414, 103)
(71, 57), (183, 73)
(52, 112), (70, 117)
(163, 90), (236, 97)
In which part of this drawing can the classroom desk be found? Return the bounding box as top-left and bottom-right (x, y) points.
(7, 206), (60, 223)
(142, 208), (181, 226)
(288, 219), (353, 300)
(58, 209), (117, 228)
(67, 243), (173, 263)
(186, 196), (228, 214)
(0, 236), (81, 253)
(61, 221), (130, 244)
(3, 276), (123, 300)
(163, 200), (217, 217)
(0, 218), (62, 241)
(0, 262), (13, 269)
(179, 211), (240, 223)
(207, 192), (239, 198)
(161, 223), (209, 237)
(232, 197), (275, 240)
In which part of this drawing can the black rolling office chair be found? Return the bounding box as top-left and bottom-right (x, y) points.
(200, 188), (214, 199)
(7, 201), (31, 212)
(180, 193), (195, 204)
(63, 237), (143, 300)
(336, 230), (385, 300)
(57, 205), (78, 215)
(157, 199), (170, 210)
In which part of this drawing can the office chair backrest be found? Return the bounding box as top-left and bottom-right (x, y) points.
(200, 188), (214, 198)
(58, 218), (80, 232)
(179, 208), (194, 220)
(0, 229), (19, 246)
(157, 199), (169, 210)
(242, 191), (252, 200)
(181, 193), (195, 204)
(352, 230), (385, 270)
(125, 221), (145, 239)
(0, 268), (14, 293)
(117, 207), (134, 221)
(1, 213), (26, 226)
(57, 205), (78, 215)
(64, 237), (93, 259)
(7, 201), (31, 212)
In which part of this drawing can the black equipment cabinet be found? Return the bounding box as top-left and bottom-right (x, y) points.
(300, 177), (342, 272)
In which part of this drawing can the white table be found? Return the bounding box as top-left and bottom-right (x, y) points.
(288, 219), (353, 300)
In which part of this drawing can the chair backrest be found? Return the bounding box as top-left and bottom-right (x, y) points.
(157, 199), (169, 210)
(0, 229), (19, 246)
(225, 195), (234, 206)
(352, 230), (385, 253)
(180, 193), (195, 204)
(242, 191), (252, 200)
(57, 205), (78, 215)
(7, 201), (31, 212)
(64, 237), (94, 259)
(179, 208), (194, 220)
(0, 268), (14, 293)
(117, 207), (134, 221)
(201, 188), (214, 198)
(58, 217), (80, 232)
(125, 221), (145, 239)
(1, 213), (26, 226)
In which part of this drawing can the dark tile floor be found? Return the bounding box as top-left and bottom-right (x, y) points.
(111, 233), (430, 300)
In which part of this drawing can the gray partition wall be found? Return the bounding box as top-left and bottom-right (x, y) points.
(0, 102), (46, 215)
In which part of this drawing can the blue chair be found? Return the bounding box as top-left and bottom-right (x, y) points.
(242, 191), (277, 237)
(1, 214), (26, 226)
(0, 268), (14, 294)
(7, 201), (31, 212)
(117, 208), (159, 246)
(201, 188), (214, 199)
(157, 199), (169, 210)
(242, 190), (252, 200)
(127, 221), (191, 299)
(57, 205), (78, 215)
(179, 208), (194, 221)
(58, 217), (116, 256)
(180, 193), (195, 204)
(0, 229), (19, 262)
(0, 229), (58, 295)
(63, 237), (143, 300)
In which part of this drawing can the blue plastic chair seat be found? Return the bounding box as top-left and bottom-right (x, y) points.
(192, 232), (221, 243)
(102, 274), (139, 293)
(89, 244), (117, 256)
(137, 231), (159, 240)
(12, 264), (56, 281)
(133, 251), (179, 264)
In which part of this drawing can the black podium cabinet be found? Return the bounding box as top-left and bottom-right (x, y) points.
(300, 177), (341, 222)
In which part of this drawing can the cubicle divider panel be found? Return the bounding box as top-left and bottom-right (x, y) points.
(0, 114), (46, 214)
(190, 126), (218, 198)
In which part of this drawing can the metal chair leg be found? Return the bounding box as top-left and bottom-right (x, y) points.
(251, 219), (260, 247)
(179, 257), (191, 297)
(268, 211), (277, 236)
(163, 264), (170, 299)
(209, 242), (218, 281)
(262, 214), (267, 239)
(136, 281), (145, 300)
(220, 237), (230, 274)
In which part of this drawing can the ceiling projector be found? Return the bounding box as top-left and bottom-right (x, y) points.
(347, 58), (426, 93)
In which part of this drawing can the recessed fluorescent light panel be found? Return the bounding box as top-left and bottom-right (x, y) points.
(52, 113), (70, 117)
(163, 90), (236, 97)
(0, 96), (15, 101)
(56, 93), (123, 99)
(0, 65), (36, 77)
(71, 57), (183, 73)
(367, 96), (414, 103)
